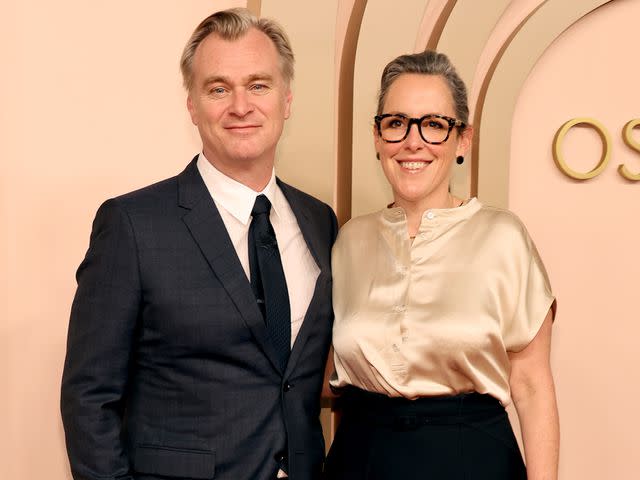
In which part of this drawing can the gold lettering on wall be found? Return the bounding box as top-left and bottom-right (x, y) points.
(553, 118), (611, 180)
(620, 119), (640, 181)
(553, 117), (640, 181)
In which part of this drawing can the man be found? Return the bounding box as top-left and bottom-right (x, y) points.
(61, 8), (337, 480)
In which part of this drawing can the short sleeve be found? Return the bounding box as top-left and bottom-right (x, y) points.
(503, 224), (556, 352)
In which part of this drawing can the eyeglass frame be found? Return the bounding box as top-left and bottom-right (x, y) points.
(374, 113), (467, 145)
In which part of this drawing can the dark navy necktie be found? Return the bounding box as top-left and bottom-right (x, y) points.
(248, 194), (291, 371)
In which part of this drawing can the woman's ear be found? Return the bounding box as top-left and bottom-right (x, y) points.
(373, 124), (382, 160)
(456, 125), (474, 157)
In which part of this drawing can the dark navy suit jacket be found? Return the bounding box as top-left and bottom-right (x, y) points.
(61, 159), (338, 480)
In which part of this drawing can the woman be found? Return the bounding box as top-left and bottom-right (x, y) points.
(325, 50), (559, 479)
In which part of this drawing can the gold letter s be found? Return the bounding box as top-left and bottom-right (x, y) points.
(619, 119), (640, 181)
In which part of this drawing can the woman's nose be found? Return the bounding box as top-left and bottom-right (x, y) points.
(404, 122), (424, 150)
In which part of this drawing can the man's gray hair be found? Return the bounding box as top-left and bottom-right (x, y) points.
(180, 8), (295, 91)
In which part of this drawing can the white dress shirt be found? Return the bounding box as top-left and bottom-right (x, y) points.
(196, 153), (320, 347)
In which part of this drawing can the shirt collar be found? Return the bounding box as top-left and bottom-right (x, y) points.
(197, 153), (281, 225)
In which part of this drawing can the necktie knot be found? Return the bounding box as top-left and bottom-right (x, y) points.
(252, 194), (272, 217)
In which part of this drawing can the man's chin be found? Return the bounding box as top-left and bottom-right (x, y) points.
(208, 149), (273, 168)
(230, 151), (268, 164)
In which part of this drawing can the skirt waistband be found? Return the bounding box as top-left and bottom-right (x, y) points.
(336, 386), (504, 428)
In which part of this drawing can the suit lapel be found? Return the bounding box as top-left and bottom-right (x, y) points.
(278, 180), (332, 377)
(178, 160), (285, 375)
(277, 179), (329, 272)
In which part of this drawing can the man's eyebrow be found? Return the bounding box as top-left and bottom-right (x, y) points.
(245, 73), (274, 83)
(202, 75), (229, 88)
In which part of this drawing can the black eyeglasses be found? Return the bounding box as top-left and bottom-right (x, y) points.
(374, 113), (466, 144)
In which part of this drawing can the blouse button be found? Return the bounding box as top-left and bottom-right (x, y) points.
(426, 211), (435, 220)
(393, 305), (406, 313)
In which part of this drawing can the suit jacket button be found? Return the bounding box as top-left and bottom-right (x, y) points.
(283, 383), (292, 392)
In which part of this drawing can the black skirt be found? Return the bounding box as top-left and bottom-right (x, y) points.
(324, 387), (526, 480)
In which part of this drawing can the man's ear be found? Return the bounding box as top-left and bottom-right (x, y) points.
(187, 95), (198, 126)
(283, 88), (293, 120)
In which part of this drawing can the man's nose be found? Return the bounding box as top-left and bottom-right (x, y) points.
(229, 90), (253, 117)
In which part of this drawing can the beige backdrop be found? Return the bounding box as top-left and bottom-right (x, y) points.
(2, 1), (638, 478)
(510, 1), (640, 476)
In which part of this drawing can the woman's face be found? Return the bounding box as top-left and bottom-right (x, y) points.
(375, 73), (471, 208)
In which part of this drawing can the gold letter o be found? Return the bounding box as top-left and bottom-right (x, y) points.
(553, 118), (611, 180)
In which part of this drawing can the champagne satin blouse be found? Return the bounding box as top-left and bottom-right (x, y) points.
(330, 198), (555, 406)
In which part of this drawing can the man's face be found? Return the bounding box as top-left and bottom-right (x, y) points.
(187, 28), (292, 179)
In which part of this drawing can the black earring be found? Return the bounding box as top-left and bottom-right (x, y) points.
(456, 155), (464, 165)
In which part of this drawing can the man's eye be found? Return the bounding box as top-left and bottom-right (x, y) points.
(209, 87), (228, 97)
(427, 120), (445, 129)
(250, 83), (270, 94)
(388, 119), (405, 128)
